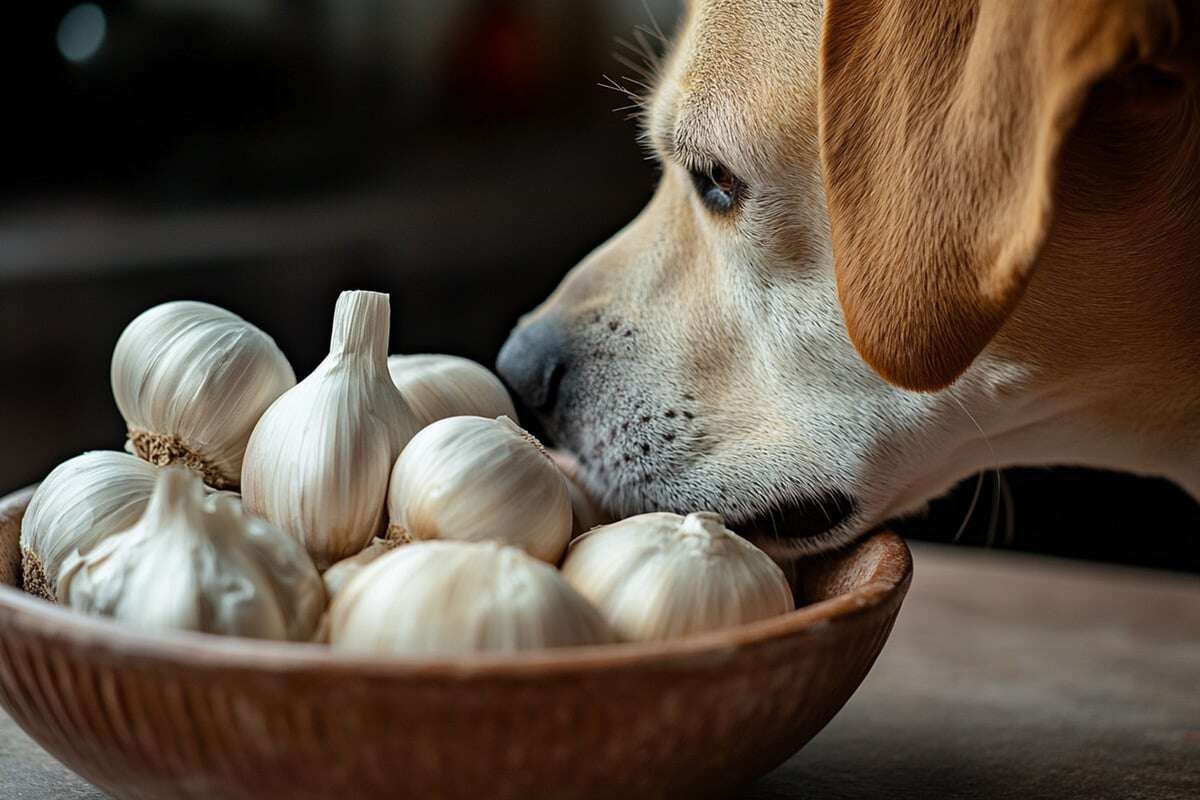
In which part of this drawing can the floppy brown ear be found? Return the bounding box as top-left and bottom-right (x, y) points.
(819, 0), (1184, 390)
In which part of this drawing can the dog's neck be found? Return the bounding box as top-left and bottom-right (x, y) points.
(984, 84), (1200, 497)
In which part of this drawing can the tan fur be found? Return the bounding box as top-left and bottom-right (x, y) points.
(501, 0), (1200, 550)
(821, 0), (1196, 390)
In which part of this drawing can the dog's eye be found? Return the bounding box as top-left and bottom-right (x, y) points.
(689, 162), (742, 214)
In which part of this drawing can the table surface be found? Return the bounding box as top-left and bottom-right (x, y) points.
(3, 541), (1198, 800)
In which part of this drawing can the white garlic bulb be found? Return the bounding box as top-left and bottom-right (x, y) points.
(321, 537), (402, 598)
(386, 415), (572, 564)
(386, 354), (517, 428)
(549, 449), (608, 536)
(112, 300), (296, 489)
(241, 290), (421, 569)
(329, 540), (615, 655)
(58, 467), (325, 641)
(20, 451), (160, 601)
(561, 512), (794, 642)
(564, 477), (605, 537)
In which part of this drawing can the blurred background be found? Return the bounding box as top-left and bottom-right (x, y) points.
(2, 0), (1197, 572)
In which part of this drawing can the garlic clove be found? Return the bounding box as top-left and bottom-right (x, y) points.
(564, 477), (606, 537)
(241, 290), (421, 569)
(321, 537), (401, 598)
(329, 540), (616, 655)
(548, 449), (610, 536)
(386, 353), (517, 429)
(58, 467), (324, 641)
(560, 511), (794, 642)
(111, 301), (296, 490)
(20, 451), (160, 601)
(204, 493), (327, 641)
(386, 415), (572, 564)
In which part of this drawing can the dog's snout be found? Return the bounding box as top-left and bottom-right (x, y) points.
(497, 318), (569, 412)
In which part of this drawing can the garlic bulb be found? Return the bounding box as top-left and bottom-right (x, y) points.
(561, 512), (794, 642)
(386, 415), (572, 563)
(202, 492), (326, 640)
(20, 451), (159, 601)
(112, 300), (295, 489)
(321, 537), (401, 598)
(58, 467), (325, 641)
(241, 290), (421, 568)
(329, 540), (615, 654)
(564, 478), (605, 537)
(549, 449), (608, 536)
(386, 354), (517, 428)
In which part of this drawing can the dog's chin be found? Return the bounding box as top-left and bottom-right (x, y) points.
(730, 491), (864, 559)
(565, 451), (862, 559)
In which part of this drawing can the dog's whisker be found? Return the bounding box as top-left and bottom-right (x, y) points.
(598, 73), (634, 92)
(818, 495), (833, 526)
(634, 23), (667, 45)
(945, 393), (1010, 549)
(638, 0), (668, 43)
(953, 472), (985, 544)
(949, 394), (997, 464)
(613, 42), (657, 80)
(616, 74), (656, 93)
(632, 25), (662, 53)
(604, 17), (669, 157)
(631, 27), (663, 68)
(598, 75), (642, 102)
(999, 472), (1017, 547)
(985, 469), (1002, 549)
(612, 43), (651, 75)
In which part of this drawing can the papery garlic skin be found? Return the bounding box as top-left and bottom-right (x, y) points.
(206, 493), (327, 640)
(386, 415), (572, 564)
(58, 467), (324, 641)
(329, 540), (615, 655)
(549, 449), (609, 536)
(321, 537), (401, 598)
(241, 291), (421, 569)
(561, 512), (794, 642)
(20, 451), (159, 601)
(112, 301), (295, 489)
(386, 354), (517, 429)
(564, 478), (605, 537)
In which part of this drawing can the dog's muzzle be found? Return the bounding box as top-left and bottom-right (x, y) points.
(497, 317), (569, 414)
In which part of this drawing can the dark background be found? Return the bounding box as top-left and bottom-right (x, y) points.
(3, 1), (1197, 573)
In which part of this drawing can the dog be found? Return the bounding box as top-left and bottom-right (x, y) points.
(498, 0), (1200, 557)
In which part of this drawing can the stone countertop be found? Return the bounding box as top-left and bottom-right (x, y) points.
(3, 542), (1198, 800)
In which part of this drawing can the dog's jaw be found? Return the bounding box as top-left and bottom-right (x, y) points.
(500, 0), (1200, 556)
(528, 295), (878, 552)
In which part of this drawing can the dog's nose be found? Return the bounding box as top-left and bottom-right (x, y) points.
(497, 318), (568, 412)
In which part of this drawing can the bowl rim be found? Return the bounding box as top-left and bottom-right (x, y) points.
(0, 485), (912, 679)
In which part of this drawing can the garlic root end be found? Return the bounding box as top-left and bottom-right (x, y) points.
(20, 548), (53, 601)
(127, 429), (236, 490)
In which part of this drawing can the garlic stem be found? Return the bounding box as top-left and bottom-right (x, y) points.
(329, 290), (389, 366)
(142, 464), (201, 526)
(241, 290), (420, 568)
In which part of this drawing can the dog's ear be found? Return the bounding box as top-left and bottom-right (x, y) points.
(819, 0), (1185, 390)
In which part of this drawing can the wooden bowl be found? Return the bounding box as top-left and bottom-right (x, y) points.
(0, 486), (911, 800)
